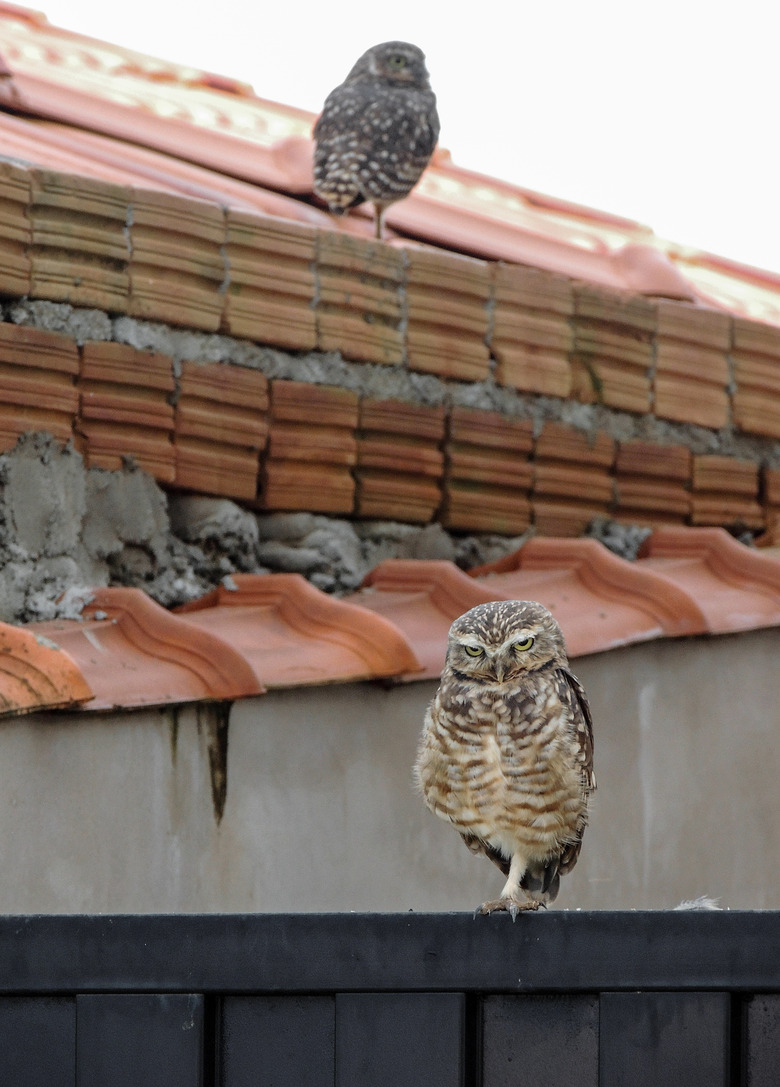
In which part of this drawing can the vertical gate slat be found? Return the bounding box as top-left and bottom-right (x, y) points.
(335, 992), (465, 1087)
(481, 994), (598, 1087)
(744, 994), (780, 1087)
(220, 995), (334, 1087)
(76, 993), (204, 1087)
(0, 996), (76, 1087)
(599, 991), (730, 1087)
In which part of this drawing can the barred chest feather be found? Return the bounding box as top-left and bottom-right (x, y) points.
(417, 676), (588, 858)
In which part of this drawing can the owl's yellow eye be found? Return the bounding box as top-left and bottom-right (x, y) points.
(513, 636), (535, 652)
(388, 54), (407, 68)
(463, 645), (483, 658)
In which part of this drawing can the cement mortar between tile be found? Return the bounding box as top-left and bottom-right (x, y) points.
(6, 302), (780, 474)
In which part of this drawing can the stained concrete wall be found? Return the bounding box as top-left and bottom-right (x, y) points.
(0, 628), (778, 913)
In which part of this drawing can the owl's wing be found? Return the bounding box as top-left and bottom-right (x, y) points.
(560, 667), (596, 794)
(460, 833), (510, 877)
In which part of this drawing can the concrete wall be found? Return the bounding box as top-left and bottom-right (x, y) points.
(0, 628), (778, 913)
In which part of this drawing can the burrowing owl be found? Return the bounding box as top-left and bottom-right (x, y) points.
(415, 600), (595, 917)
(313, 41), (439, 240)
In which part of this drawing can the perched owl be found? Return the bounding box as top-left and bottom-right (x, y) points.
(313, 41), (439, 240)
(415, 600), (596, 918)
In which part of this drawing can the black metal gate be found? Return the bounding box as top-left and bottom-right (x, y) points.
(1, 912), (778, 1085)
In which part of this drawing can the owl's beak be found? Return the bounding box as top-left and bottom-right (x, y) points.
(494, 665), (505, 683)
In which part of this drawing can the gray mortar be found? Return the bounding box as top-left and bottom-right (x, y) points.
(1, 303), (778, 622)
(8, 301), (112, 344)
(102, 312), (780, 466)
(0, 437), (530, 623)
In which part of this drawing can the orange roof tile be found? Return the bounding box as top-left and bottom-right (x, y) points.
(32, 587), (263, 710)
(1, 6), (779, 325)
(640, 527), (780, 633)
(7, 527), (780, 709)
(0, 620), (93, 715)
(175, 573), (421, 687)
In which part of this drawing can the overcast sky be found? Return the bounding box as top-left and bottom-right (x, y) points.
(38, 0), (778, 274)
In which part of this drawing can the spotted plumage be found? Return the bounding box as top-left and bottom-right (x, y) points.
(415, 600), (596, 917)
(313, 41), (439, 239)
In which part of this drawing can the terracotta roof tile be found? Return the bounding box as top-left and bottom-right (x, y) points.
(613, 440), (691, 525)
(128, 187), (226, 331)
(532, 423), (615, 535)
(175, 573), (421, 686)
(260, 381), (358, 514)
(357, 559), (500, 678)
(0, 159), (32, 296)
(571, 285), (655, 414)
(315, 233), (404, 366)
(0, 620), (93, 716)
(468, 536), (708, 655)
(28, 167), (130, 312)
(491, 263), (574, 397)
(689, 455), (763, 529)
(8, 526), (780, 708)
(3, 9), (780, 325)
(653, 300), (732, 430)
(441, 407), (533, 534)
(77, 341), (175, 481)
(731, 317), (780, 439)
(222, 210), (317, 350)
(0, 321), (78, 448)
(355, 399), (444, 523)
(32, 587), (263, 710)
(174, 362), (268, 500)
(640, 526), (780, 632)
(405, 248), (491, 382)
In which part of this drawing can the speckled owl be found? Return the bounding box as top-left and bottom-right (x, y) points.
(415, 600), (596, 917)
(313, 41), (439, 239)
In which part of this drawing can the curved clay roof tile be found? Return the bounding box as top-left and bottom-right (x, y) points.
(0, 622), (93, 716)
(175, 573), (421, 686)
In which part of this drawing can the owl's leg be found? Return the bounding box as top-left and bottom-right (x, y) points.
(477, 851), (540, 920)
(373, 202), (386, 240)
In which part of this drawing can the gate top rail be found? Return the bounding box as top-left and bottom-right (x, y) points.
(1, 911), (778, 995)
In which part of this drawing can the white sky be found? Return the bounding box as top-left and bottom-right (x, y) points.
(37, 0), (779, 274)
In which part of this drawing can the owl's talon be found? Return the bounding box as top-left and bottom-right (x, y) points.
(477, 895), (539, 917)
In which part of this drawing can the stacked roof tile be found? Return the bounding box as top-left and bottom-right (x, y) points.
(441, 407), (533, 534)
(491, 263), (574, 397)
(261, 381), (359, 513)
(0, 322), (78, 448)
(532, 423), (615, 536)
(355, 398), (445, 523)
(654, 301), (732, 429)
(174, 362), (268, 500)
(571, 285), (655, 414)
(28, 168), (130, 312)
(689, 456), (763, 529)
(129, 189), (225, 331)
(223, 211), (317, 350)
(315, 233), (404, 365)
(731, 317), (780, 439)
(0, 160), (31, 296)
(613, 440), (691, 526)
(2, 6), (780, 713)
(77, 341), (175, 481)
(405, 249), (491, 381)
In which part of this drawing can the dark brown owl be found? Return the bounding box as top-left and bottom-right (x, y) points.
(415, 600), (596, 918)
(313, 41), (439, 239)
